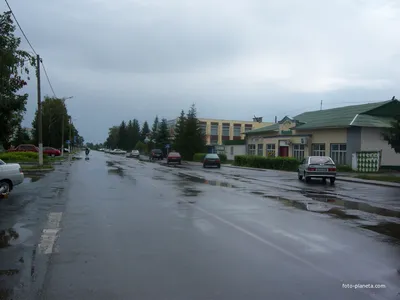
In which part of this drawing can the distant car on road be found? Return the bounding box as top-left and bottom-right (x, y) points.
(167, 152), (181, 165)
(149, 149), (163, 160)
(43, 147), (61, 157)
(203, 153), (221, 168)
(7, 144), (38, 153)
(298, 156), (336, 184)
(128, 150), (140, 158)
(0, 159), (24, 194)
(111, 149), (127, 155)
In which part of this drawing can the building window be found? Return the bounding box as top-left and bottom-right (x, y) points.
(245, 124), (253, 132)
(257, 144), (263, 156)
(266, 144), (276, 157)
(200, 122), (207, 135)
(230, 146), (234, 155)
(211, 123), (218, 136)
(293, 144), (305, 160)
(210, 136), (218, 145)
(312, 143), (325, 156)
(331, 144), (347, 165)
(222, 123), (230, 140)
(233, 124), (241, 136)
(248, 144), (256, 155)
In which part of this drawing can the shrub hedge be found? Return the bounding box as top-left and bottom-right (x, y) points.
(0, 152), (39, 162)
(234, 155), (300, 171)
(193, 153), (227, 163)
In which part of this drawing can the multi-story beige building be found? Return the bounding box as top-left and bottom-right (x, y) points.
(167, 117), (272, 145)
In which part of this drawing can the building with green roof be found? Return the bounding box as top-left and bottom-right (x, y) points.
(244, 99), (400, 168)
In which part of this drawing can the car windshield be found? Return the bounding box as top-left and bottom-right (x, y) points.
(0, 159), (4, 165)
(206, 154), (219, 159)
(153, 149), (162, 153)
(310, 157), (334, 164)
(169, 152), (180, 156)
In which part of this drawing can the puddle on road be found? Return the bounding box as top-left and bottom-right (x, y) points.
(0, 269), (19, 276)
(181, 187), (202, 197)
(179, 174), (236, 188)
(300, 190), (400, 219)
(108, 167), (124, 177)
(360, 222), (400, 243)
(0, 228), (19, 248)
(23, 175), (42, 183)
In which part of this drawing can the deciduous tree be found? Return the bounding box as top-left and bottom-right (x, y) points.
(0, 11), (35, 149)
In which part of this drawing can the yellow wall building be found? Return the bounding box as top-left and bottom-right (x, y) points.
(167, 117), (272, 145)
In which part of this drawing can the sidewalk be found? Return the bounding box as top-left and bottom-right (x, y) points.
(183, 161), (400, 188)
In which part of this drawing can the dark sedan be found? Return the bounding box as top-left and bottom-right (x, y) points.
(203, 153), (221, 168)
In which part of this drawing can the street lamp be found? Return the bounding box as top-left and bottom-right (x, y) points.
(61, 96), (73, 156)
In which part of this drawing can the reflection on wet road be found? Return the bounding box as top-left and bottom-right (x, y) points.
(2, 152), (399, 300)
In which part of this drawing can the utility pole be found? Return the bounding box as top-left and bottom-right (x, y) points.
(61, 96), (73, 156)
(69, 116), (72, 153)
(37, 55), (43, 166)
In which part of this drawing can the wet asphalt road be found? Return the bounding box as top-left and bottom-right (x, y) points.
(1, 151), (400, 300)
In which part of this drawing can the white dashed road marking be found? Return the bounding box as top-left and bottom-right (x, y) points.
(38, 212), (62, 254)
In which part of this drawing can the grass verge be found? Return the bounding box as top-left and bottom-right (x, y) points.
(355, 174), (400, 183)
(21, 164), (54, 171)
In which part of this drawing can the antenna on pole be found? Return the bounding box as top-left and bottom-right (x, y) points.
(320, 100), (323, 110)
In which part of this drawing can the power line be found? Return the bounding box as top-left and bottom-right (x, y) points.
(4, 0), (57, 97)
(4, 0), (37, 55)
(41, 61), (57, 97)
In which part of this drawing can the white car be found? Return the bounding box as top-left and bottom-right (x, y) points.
(111, 149), (127, 155)
(128, 150), (140, 158)
(0, 159), (24, 194)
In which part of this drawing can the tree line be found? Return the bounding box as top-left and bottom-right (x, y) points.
(102, 104), (206, 159)
(0, 11), (83, 150)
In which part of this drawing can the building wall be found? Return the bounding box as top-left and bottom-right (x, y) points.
(361, 127), (400, 166)
(346, 127), (362, 165)
(226, 145), (246, 160)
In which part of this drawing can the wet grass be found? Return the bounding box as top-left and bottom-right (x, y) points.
(355, 174), (400, 183)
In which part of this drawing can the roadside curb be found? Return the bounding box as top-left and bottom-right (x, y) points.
(185, 162), (400, 188)
(22, 169), (54, 173)
(335, 177), (400, 188)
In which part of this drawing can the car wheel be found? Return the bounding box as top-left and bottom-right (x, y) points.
(322, 178), (327, 184)
(330, 178), (336, 185)
(0, 180), (11, 194)
(305, 172), (311, 183)
(203, 164), (206, 168)
(217, 164), (221, 168)
(298, 170), (303, 180)
(178, 161), (181, 165)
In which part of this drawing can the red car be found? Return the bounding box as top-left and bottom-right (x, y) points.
(167, 151), (181, 165)
(8, 144), (38, 152)
(43, 147), (61, 157)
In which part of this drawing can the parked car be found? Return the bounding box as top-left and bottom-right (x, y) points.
(7, 144), (38, 152)
(167, 152), (181, 165)
(149, 149), (163, 160)
(0, 159), (24, 194)
(111, 149), (127, 155)
(43, 147), (61, 157)
(298, 156), (336, 184)
(128, 150), (140, 158)
(203, 153), (221, 168)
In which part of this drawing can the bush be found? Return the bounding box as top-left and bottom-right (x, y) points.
(233, 155), (300, 171)
(218, 153), (227, 163)
(193, 153), (207, 162)
(0, 152), (39, 162)
(336, 165), (353, 172)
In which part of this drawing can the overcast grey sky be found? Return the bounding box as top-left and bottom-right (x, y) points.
(3, 0), (400, 143)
